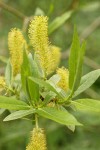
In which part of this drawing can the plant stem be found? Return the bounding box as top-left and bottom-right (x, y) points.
(0, 1), (26, 20)
(35, 114), (39, 129)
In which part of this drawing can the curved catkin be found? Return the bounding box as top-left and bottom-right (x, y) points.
(8, 28), (26, 76)
(28, 16), (53, 76)
(26, 128), (47, 150)
(57, 67), (69, 91)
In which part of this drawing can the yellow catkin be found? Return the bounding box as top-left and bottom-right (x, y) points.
(0, 76), (6, 88)
(49, 45), (61, 73)
(26, 128), (47, 150)
(8, 28), (26, 76)
(28, 16), (53, 76)
(57, 67), (69, 91)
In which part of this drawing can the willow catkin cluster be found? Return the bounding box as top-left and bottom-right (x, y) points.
(26, 128), (47, 150)
(28, 16), (54, 76)
(8, 28), (26, 76)
(57, 67), (69, 91)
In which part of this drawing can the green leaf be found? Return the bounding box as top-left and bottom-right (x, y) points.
(3, 109), (35, 121)
(58, 106), (75, 134)
(68, 27), (86, 99)
(0, 96), (30, 110)
(26, 54), (40, 104)
(21, 50), (31, 97)
(69, 26), (80, 89)
(29, 77), (63, 99)
(21, 51), (42, 106)
(5, 60), (13, 87)
(71, 99), (100, 113)
(27, 77), (39, 104)
(37, 107), (81, 126)
(74, 69), (100, 97)
(21, 52), (40, 105)
(72, 41), (86, 92)
(48, 11), (73, 34)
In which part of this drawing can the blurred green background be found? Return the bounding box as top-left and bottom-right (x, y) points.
(0, 0), (100, 150)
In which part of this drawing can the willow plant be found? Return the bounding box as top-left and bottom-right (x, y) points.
(0, 16), (100, 150)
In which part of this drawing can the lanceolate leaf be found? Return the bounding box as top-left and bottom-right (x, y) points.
(28, 78), (39, 104)
(68, 27), (86, 100)
(0, 96), (30, 110)
(74, 69), (100, 97)
(69, 26), (80, 89)
(21, 50), (31, 97)
(37, 107), (81, 126)
(3, 109), (35, 121)
(71, 41), (86, 93)
(48, 11), (73, 34)
(27, 54), (40, 104)
(71, 99), (100, 113)
(21, 51), (40, 105)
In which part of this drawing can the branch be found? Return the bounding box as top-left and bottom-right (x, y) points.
(0, 1), (26, 20)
